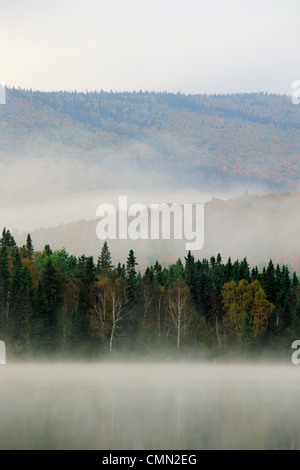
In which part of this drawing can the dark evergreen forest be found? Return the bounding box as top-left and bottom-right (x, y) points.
(0, 227), (299, 358)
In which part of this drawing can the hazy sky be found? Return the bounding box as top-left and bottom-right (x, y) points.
(0, 0), (299, 94)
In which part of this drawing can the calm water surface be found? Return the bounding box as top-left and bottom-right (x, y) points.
(0, 362), (299, 450)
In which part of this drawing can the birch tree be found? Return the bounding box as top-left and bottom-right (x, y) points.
(90, 275), (125, 351)
(167, 281), (194, 349)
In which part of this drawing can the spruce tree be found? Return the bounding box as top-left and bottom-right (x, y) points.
(97, 241), (113, 272)
(167, 264), (175, 290)
(224, 257), (233, 282)
(260, 260), (277, 304)
(239, 257), (250, 281)
(251, 266), (259, 281)
(185, 251), (195, 289)
(1, 227), (16, 248)
(116, 262), (126, 279)
(126, 250), (137, 302)
(153, 261), (163, 285)
(292, 272), (299, 288)
(44, 244), (52, 257)
(174, 258), (184, 281)
(42, 257), (62, 349)
(25, 234), (35, 260)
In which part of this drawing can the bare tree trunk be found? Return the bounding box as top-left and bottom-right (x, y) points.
(157, 296), (161, 341)
(177, 298), (181, 349)
(143, 289), (153, 325)
(177, 322), (181, 349)
(168, 284), (193, 350)
(216, 315), (221, 348)
(109, 290), (123, 352)
(109, 324), (115, 352)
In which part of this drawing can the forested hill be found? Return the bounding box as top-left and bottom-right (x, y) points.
(15, 192), (300, 274)
(1, 87), (300, 192)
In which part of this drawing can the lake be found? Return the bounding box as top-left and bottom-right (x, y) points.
(0, 361), (299, 450)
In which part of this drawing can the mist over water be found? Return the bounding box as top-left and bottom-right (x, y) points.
(0, 362), (299, 450)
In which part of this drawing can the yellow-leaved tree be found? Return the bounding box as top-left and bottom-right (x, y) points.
(222, 279), (274, 343)
(249, 280), (275, 337)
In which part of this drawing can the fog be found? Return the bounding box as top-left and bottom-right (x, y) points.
(0, 362), (299, 450)
(0, 153), (263, 233)
(1, 147), (299, 271)
(11, 191), (300, 273)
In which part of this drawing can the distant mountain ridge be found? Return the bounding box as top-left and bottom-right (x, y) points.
(14, 192), (300, 273)
(1, 88), (300, 193)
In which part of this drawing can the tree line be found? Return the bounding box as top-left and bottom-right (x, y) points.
(0, 227), (299, 357)
(9, 87), (300, 134)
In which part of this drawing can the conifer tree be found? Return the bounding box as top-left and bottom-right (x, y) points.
(126, 250), (138, 302)
(42, 257), (62, 349)
(224, 257), (233, 282)
(153, 261), (163, 285)
(21, 266), (34, 348)
(1, 227), (16, 248)
(185, 251), (195, 292)
(116, 262), (126, 279)
(25, 234), (35, 260)
(292, 272), (299, 289)
(260, 260), (277, 304)
(97, 241), (113, 272)
(30, 281), (48, 353)
(44, 244), (52, 257)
